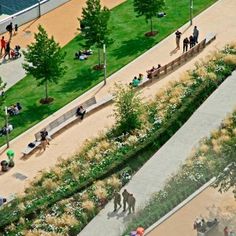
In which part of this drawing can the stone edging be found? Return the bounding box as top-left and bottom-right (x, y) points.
(144, 177), (216, 235)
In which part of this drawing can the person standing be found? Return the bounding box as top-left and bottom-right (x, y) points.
(14, 24), (18, 35)
(113, 191), (122, 212)
(128, 193), (136, 214)
(40, 128), (50, 151)
(122, 189), (129, 211)
(175, 30), (182, 49)
(193, 26), (199, 44)
(0, 36), (6, 56)
(189, 35), (195, 48)
(6, 22), (13, 39)
(183, 37), (190, 53)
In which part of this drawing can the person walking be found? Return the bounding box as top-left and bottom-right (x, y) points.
(3, 41), (11, 60)
(113, 191), (122, 212)
(128, 193), (136, 214)
(193, 26), (199, 44)
(175, 30), (182, 49)
(183, 37), (190, 53)
(122, 189), (129, 211)
(0, 36), (6, 56)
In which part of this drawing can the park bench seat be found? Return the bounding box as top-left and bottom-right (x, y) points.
(22, 95), (114, 156)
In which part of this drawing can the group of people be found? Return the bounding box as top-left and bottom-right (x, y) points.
(6, 22), (18, 39)
(146, 64), (161, 78)
(75, 49), (93, 60)
(113, 189), (136, 214)
(1, 21), (21, 61)
(175, 26), (199, 53)
(7, 102), (22, 116)
(129, 73), (144, 87)
(1, 36), (21, 60)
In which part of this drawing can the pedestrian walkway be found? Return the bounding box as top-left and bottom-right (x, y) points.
(78, 71), (236, 236)
(0, 0), (236, 198)
(147, 187), (236, 236)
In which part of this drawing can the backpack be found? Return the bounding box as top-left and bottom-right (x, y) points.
(28, 142), (35, 148)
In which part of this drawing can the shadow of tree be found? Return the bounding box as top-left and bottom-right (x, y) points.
(111, 34), (156, 60)
(59, 66), (103, 94)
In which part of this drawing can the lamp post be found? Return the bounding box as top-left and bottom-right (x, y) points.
(4, 106), (9, 148)
(38, 0), (41, 18)
(103, 44), (107, 85)
(190, 0), (193, 26)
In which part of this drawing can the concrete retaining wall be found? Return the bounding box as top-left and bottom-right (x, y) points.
(0, 0), (70, 35)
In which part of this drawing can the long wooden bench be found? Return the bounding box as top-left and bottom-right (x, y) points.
(22, 96), (97, 155)
(149, 32), (216, 80)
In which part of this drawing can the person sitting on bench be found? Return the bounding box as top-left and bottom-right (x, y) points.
(138, 73), (144, 81)
(76, 105), (86, 120)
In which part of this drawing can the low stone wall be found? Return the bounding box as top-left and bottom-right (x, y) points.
(0, 0), (70, 35)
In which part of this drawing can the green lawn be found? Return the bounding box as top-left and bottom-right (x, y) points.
(1, 0), (217, 146)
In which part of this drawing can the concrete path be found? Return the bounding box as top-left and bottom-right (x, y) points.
(78, 71), (236, 236)
(0, 0), (236, 197)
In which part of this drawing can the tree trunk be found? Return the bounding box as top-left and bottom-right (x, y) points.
(45, 79), (48, 101)
(98, 47), (101, 66)
(150, 17), (153, 33)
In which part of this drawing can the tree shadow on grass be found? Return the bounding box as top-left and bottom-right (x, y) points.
(111, 34), (156, 60)
(59, 67), (103, 94)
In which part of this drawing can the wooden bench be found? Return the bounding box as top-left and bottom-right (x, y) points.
(22, 96), (97, 155)
(148, 33), (216, 80)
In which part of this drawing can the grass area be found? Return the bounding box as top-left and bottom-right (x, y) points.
(0, 0), (218, 146)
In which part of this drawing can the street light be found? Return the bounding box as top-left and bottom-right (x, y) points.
(103, 44), (107, 85)
(4, 106), (9, 148)
(190, 0), (193, 26)
(38, 0), (41, 18)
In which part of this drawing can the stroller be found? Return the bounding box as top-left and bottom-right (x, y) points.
(11, 45), (21, 59)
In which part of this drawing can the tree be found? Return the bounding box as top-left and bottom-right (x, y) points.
(133, 0), (165, 36)
(113, 84), (143, 136)
(79, 0), (111, 68)
(23, 25), (66, 103)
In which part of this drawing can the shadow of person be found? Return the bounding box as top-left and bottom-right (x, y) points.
(170, 47), (179, 56)
(116, 210), (127, 219)
(107, 210), (118, 219)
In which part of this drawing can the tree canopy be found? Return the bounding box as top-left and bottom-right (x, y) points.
(133, 0), (165, 34)
(79, 0), (111, 66)
(23, 25), (66, 103)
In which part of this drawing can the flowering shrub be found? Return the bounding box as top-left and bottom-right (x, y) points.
(4, 175), (122, 236)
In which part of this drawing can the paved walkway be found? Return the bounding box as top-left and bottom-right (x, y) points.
(0, 0), (236, 197)
(147, 187), (236, 236)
